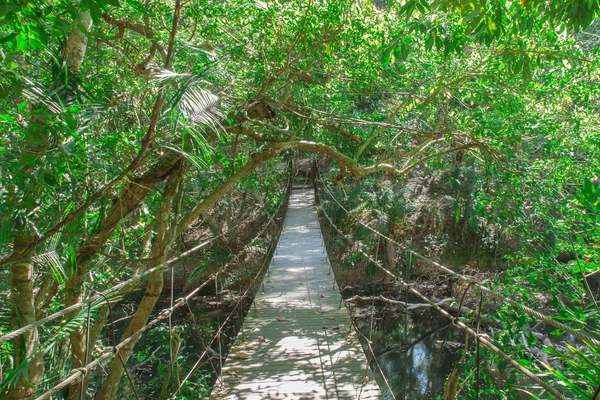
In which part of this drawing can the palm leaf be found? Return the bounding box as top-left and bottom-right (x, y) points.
(150, 69), (193, 82)
(0, 216), (12, 261)
(32, 234), (66, 284)
(177, 87), (223, 128)
(22, 78), (65, 114)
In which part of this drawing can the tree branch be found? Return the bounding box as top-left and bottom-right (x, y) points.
(346, 295), (471, 314)
(174, 140), (420, 235)
(102, 13), (155, 38)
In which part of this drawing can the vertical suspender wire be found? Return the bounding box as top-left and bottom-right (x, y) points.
(475, 289), (483, 400)
(404, 251), (411, 400)
(216, 273), (223, 380)
(343, 206), (351, 285)
(370, 234), (380, 342)
(321, 203), (570, 400)
(168, 262), (175, 396)
(80, 302), (93, 400)
(96, 293), (141, 400)
(184, 300), (221, 384)
(358, 233), (381, 400)
(320, 192), (396, 399)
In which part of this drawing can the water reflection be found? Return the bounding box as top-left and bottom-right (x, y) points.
(355, 308), (464, 399)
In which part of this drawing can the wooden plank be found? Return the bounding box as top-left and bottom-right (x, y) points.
(211, 188), (383, 400)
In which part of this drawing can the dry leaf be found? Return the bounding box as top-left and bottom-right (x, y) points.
(258, 335), (271, 343)
(276, 317), (286, 321)
(232, 351), (252, 360)
(323, 325), (341, 330)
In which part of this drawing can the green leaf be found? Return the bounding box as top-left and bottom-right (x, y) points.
(16, 34), (28, 51)
(0, 31), (17, 44)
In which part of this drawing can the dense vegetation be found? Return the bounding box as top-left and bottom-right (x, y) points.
(1, 0), (600, 398)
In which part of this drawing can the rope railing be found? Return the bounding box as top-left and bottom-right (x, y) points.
(34, 169), (292, 400)
(316, 171), (600, 349)
(171, 166), (293, 397)
(0, 171), (290, 344)
(2, 197), (277, 397)
(36, 269), (222, 400)
(318, 199), (570, 400)
(1, 236), (217, 344)
(172, 224), (280, 397)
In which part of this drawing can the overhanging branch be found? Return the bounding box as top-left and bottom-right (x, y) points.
(174, 140), (415, 235)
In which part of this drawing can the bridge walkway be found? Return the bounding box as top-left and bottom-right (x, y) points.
(211, 186), (382, 399)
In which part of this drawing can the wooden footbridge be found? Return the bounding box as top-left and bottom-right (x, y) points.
(211, 186), (382, 399)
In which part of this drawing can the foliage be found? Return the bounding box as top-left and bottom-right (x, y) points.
(1, 0), (600, 399)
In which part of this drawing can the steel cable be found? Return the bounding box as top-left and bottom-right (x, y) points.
(1, 177), (289, 344)
(34, 171), (292, 400)
(317, 171), (600, 348)
(171, 170), (292, 397)
(319, 202), (570, 400)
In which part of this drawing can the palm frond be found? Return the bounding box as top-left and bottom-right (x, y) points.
(22, 78), (65, 114)
(163, 144), (209, 170)
(177, 87), (223, 129)
(0, 359), (28, 391)
(32, 234), (66, 284)
(177, 39), (217, 64)
(42, 297), (106, 352)
(0, 216), (12, 262)
(0, 299), (11, 332)
(150, 69), (193, 82)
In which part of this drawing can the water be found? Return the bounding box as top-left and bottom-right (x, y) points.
(354, 307), (465, 399)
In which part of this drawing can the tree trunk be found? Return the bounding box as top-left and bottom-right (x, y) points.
(63, 153), (181, 400)
(97, 161), (186, 400)
(65, 11), (92, 74)
(7, 242), (44, 400)
(7, 10), (93, 399)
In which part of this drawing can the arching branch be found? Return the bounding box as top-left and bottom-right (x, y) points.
(175, 140), (411, 235)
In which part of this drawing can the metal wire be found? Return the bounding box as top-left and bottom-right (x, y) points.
(35, 171), (292, 400)
(168, 262), (175, 396)
(171, 195), (289, 397)
(95, 293), (141, 400)
(80, 302), (93, 400)
(475, 289), (483, 400)
(404, 252), (410, 400)
(170, 169), (292, 397)
(317, 171), (600, 348)
(1, 189), (286, 344)
(318, 193), (570, 400)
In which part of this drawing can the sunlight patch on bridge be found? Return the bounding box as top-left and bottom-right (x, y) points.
(211, 187), (382, 400)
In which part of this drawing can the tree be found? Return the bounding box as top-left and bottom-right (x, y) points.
(1, 0), (599, 398)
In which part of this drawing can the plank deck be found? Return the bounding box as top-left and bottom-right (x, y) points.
(211, 186), (382, 400)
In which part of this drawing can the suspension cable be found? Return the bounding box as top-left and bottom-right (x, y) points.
(35, 268), (222, 400)
(34, 175), (291, 400)
(172, 237), (278, 397)
(319, 203), (570, 400)
(171, 169), (292, 397)
(1, 177), (289, 344)
(317, 171), (600, 348)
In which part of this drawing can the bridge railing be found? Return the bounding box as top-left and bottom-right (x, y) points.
(315, 163), (600, 400)
(1, 163), (294, 400)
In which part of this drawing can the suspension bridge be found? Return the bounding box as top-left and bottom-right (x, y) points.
(2, 163), (599, 400)
(211, 185), (382, 399)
